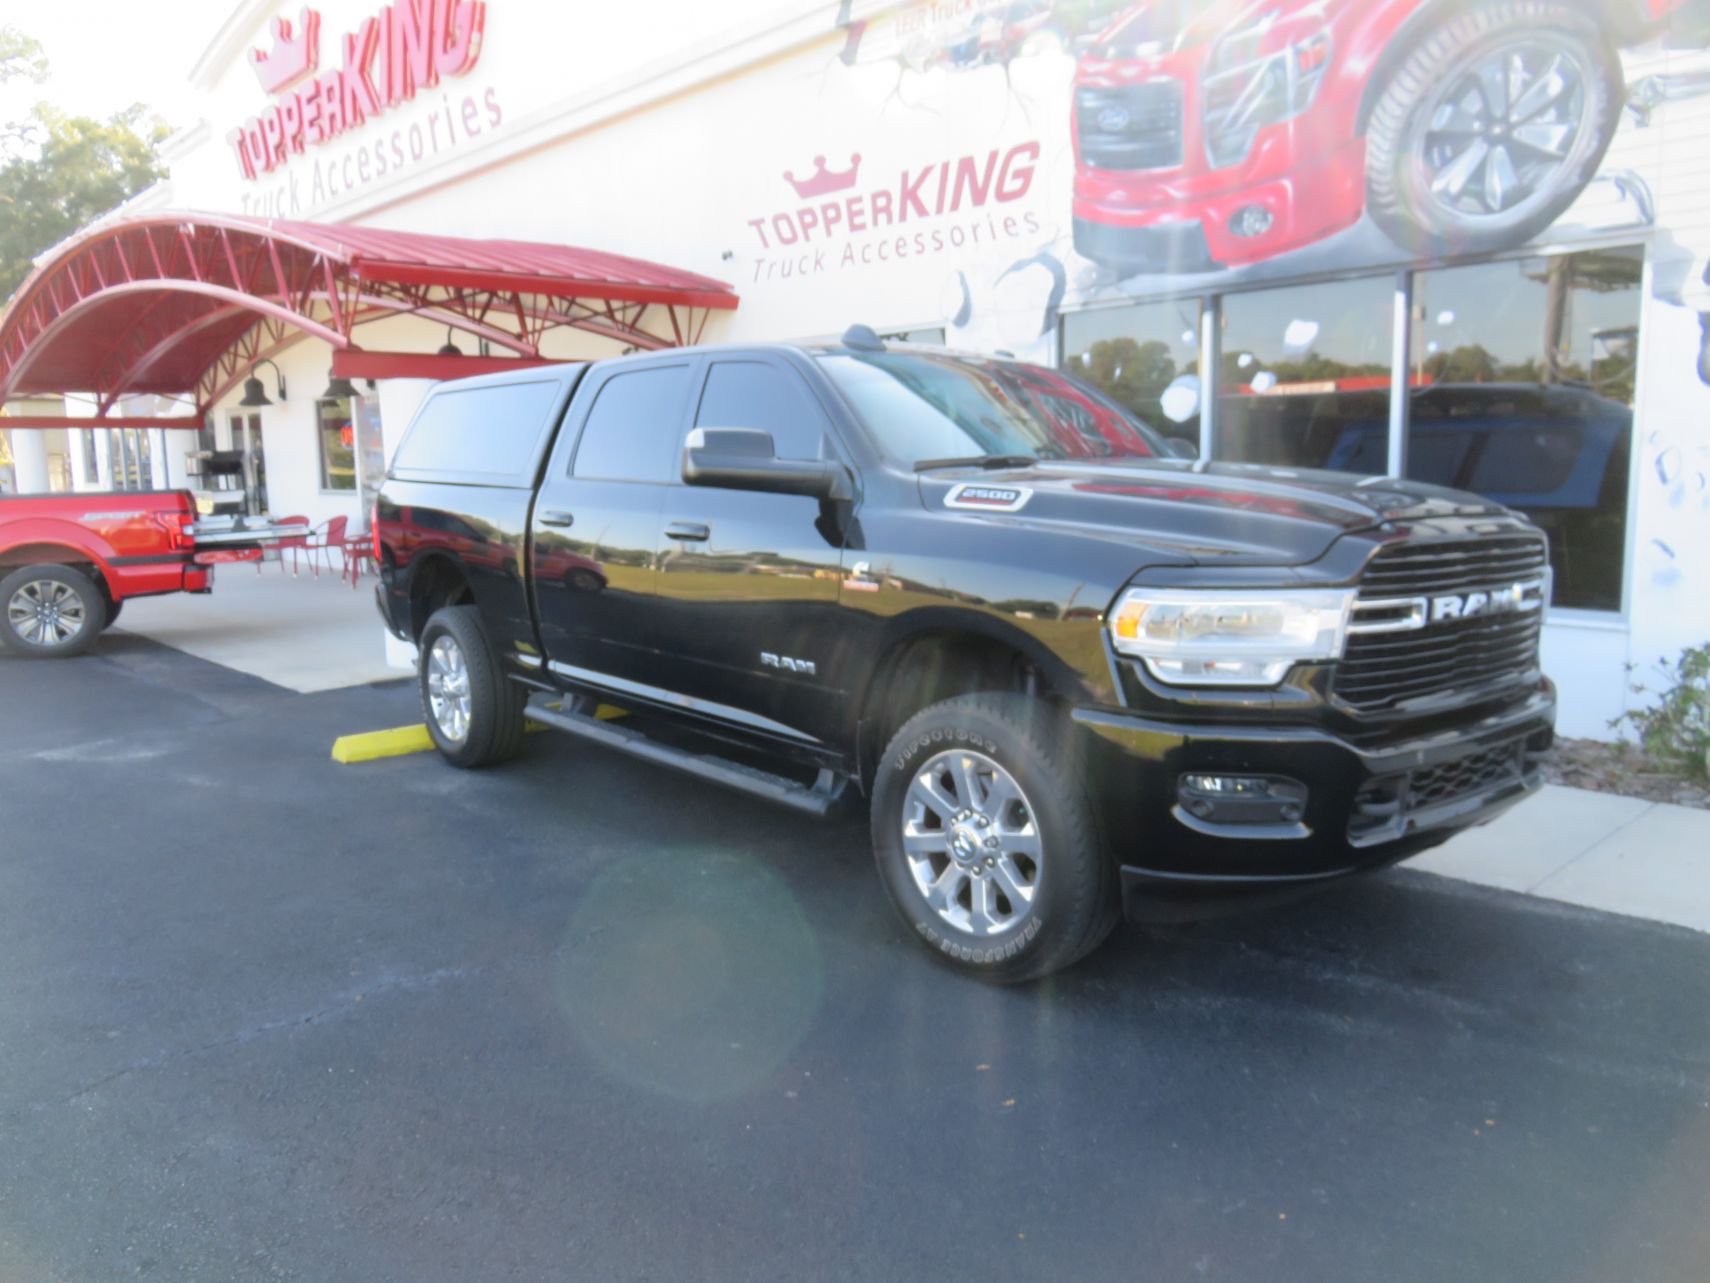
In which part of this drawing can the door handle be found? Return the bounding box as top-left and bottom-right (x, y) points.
(666, 521), (710, 542)
(537, 509), (574, 528)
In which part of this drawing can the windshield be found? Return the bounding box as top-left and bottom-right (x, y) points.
(817, 351), (1168, 467)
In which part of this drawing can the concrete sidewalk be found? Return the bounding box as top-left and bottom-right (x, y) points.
(1410, 783), (1710, 934)
(112, 559), (399, 692)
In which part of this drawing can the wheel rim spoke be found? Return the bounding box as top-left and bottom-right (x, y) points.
(1483, 144), (1520, 211)
(991, 856), (1034, 907)
(902, 827), (948, 857)
(999, 827), (1043, 861)
(909, 772), (960, 823)
(952, 754), (985, 811)
(925, 864), (964, 914)
(968, 876), (999, 934)
(1430, 138), (1488, 201)
(1509, 55), (1571, 123)
(1509, 121), (1572, 158)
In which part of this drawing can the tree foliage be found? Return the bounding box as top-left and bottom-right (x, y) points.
(0, 26), (167, 302)
(0, 26), (48, 86)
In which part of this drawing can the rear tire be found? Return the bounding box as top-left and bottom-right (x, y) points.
(871, 693), (1118, 983)
(0, 564), (106, 658)
(417, 605), (527, 768)
(101, 597), (123, 631)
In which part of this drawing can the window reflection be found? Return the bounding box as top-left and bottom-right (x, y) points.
(1219, 275), (1395, 474)
(1411, 249), (1641, 611)
(1061, 298), (1203, 450)
(317, 396), (357, 492)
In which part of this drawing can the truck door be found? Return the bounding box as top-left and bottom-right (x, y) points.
(530, 359), (695, 690)
(652, 356), (850, 746)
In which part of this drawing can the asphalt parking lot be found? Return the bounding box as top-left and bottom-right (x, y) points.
(3, 636), (1709, 1282)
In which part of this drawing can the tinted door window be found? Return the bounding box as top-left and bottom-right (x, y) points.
(392, 380), (562, 479)
(572, 365), (692, 482)
(695, 362), (827, 461)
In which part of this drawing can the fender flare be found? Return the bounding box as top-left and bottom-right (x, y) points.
(0, 519), (118, 590)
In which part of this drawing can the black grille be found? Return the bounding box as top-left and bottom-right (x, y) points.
(1075, 82), (1183, 170)
(1335, 536), (1548, 711)
(1408, 741), (1525, 809)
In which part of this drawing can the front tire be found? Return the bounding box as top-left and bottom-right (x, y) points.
(871, 694), (1118, 983)
(1364, 1), (1622, 258)
(417, 605), (526, 768)
(0, 564), (106, 658)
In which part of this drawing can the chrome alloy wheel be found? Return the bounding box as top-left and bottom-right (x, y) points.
(425, 634), (472, 743)
(902, 748), (1042, 937)
(1414, 36), (1590, 223)
(7, 578), (86, 647)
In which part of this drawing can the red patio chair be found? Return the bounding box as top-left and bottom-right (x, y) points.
(272, 515), (311, 575)
(301, 515), (348, 579)
(340, 524), (373, 587)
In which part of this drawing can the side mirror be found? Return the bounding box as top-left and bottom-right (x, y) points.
(1162, 436), (1199, 460)
(682, 427), (852, 500)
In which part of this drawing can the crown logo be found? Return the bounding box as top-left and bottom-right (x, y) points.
(784, 154), (862, 200)
(248, 8), (321, 97)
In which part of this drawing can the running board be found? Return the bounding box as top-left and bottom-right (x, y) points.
(524, 698), (850, 817)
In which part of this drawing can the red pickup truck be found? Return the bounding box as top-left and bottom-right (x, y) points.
(0, 489), (275, 658)
(1071, 0), (1697, 275)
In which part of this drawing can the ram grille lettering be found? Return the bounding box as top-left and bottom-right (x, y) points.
(1429, 580), (1545, 624)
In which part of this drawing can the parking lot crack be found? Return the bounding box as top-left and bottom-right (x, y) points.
(56, 965), (478, 1105)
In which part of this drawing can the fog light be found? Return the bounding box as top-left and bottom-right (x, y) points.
(1230, 205), (1274, 238)
(1176, 773), (1309, 829)
(1183, 773), (1272, 795)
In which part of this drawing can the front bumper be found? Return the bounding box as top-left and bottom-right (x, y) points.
(1072, 685), (1556, 923)
(1072, 128), (1367, 270)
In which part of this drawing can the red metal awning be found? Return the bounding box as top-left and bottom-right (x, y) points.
(0, 212), (739, 426)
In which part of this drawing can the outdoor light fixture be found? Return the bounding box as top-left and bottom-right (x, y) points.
(238, 358), (287, 407)
(320, 374), (359, 400)
(437, 325), (463, 357)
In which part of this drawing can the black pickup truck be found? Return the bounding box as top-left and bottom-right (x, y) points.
(375, 328), (1555, 982)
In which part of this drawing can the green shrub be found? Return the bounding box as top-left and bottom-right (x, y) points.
(1612, 643), (1710, 780)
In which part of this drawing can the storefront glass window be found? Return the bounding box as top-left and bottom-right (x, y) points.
(1061, 299), (1203, 448)
(1410, 247), (1641, 612)
(317, 397), (358, 491)
(1218, 275), (1395, 474)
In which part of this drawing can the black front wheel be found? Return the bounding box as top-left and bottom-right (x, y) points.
(1365, 1), (1623, 258)
(871, 694), (1118, 983)
(417, 605), (527, 768)
(0, 564), (106, 658)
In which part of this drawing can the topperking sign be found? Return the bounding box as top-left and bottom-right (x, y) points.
(229, 1), (486, 180)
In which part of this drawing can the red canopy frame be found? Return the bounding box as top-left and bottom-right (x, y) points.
(0, 213), (739, 427)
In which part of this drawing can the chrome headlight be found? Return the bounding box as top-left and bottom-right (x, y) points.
(1108, 587), (1355, 687)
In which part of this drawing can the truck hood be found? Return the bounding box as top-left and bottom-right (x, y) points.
(1091, 0), (1277, 57)
(917, 459), (1512, 566)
